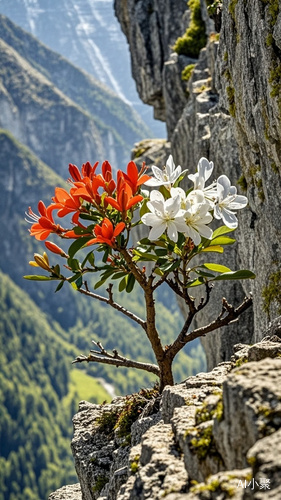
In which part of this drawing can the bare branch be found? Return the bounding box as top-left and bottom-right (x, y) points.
(183, 295), (253, 344)
(78, 285), (146, 330)
(166, 294), (252, 361)
(72, 341), (160, 377)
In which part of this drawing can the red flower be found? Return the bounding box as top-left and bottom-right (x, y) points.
(68, 161), (99, 183)
(27, 201), (65, 241)
(105, 178), (143, 215)
(86, 218), (125, 248)
(45, 241), (68, 256)
(118, 161), (151, 194)
(52, 187), (82, 224)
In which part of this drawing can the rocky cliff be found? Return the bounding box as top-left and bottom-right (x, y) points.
(114, 0), (281, 369)
(47, 2), (281, 498)
(49, 318), (281, 499)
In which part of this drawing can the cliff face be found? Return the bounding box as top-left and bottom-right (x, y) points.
(114, 0), (281, 368)
(50, 320), (281, 499)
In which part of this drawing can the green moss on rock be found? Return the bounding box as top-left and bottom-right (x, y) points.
(173, 0), (207, 58)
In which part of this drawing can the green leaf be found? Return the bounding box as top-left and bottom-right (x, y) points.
(210, 236), (236, 246)
(153, 267), (164, 276)
(132, 253), (158, 262)
(68, 273), (82, 283)
(126, 274), (135, 293)
(94, 278), (107, 289)
(119, 275), (128, 292)
(52, 264), (60, 276)
(155, 248), (168, 257)
(23, 275), (56, 281)
(79, 212), (100, 221)
(139, 199), (149, 218)
(195, 270), (216, 278)
(213, 270), (256, 281)
(75, 275), (83, 289)
(203, 263), (232, 273)
(111, 272), (128, 280)
(81, 251), (95, 268)
(186, 277), (205, 287)
(201, 245), (224, 253)
(159, 260), (180, 272)
(212, 225), (236, 239)
(55, 281), (64, 292)
(172, 170), (188, 187)
(67, 258), (80, 271)
(74, 225), (93, 235)
(68, 237), (90, 258)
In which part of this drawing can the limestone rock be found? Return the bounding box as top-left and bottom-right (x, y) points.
(213, 358), (281, 470)
(48, 484), (82, 500)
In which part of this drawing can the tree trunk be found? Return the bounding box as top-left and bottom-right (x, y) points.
(159, 358), (174, 392)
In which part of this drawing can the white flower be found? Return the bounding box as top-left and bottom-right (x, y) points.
(188, 157), (217, 205)
(176, 191), (213, 245)
(213, 175), (248, 228)
(188, 157), (214, 190)
(144, 155), (187, 188)
(141, 190), (185, 242)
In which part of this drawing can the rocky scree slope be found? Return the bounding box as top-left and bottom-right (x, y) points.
(114, 0), (281, 370)
(49, 317), (281, 499)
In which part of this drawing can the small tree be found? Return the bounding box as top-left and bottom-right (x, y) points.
(25, 156), (254, 392)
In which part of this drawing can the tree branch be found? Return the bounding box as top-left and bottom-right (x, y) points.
(78, 283), (147, 330)
(183, 295), (253, 344)
(118, 247), (147, 289)
(166, 292), (252, 360)
(72, 340), (160, 377)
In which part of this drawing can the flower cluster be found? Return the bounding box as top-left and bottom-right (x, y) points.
(141, 156), (248, 245)
(25, 154), (252, 293)
(26, 159), (150, 248)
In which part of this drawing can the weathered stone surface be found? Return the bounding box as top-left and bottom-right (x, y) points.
(48, 484), (82, 500)
(246, 429), (281, 499)
(119, 422), (188, 499)
(71, 399), (127, 500)
(213, 358), (281, 471)
(114, 0), (188, 120)
(115, 0), (281, 369)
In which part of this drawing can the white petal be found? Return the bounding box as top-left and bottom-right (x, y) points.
(186, 226), (201, 246)
(165, 195), (181, 216)
(228, 195), (248, 209)
(167, 221), (178, 242)
(150, 190), (164, 203)
(144, 177), (164, 187)
(221, 208), (238, 228)
(196, 224), (213, 239)
(217, 175), (231, 199)
(152, 165), (165, 181)
(171, 165), (182, 182)
(166, 155), (175, 177)
(141, 213), (162, 226)
(149, 222), (167, 240)
(213, 204), (222, 220)
(198, 157), (213, 182)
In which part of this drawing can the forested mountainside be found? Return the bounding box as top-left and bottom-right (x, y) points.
(0, 14), (152, 177)
(0, 0), (165, 136)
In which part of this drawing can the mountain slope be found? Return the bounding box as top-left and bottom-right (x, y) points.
(0, 14), (152, 153)
(0, 15), (152, 176)
(0, 0), (165, 136)
(0, 270), (80, 500)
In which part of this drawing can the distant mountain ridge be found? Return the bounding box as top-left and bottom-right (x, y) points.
(0, 0), (166, 136)
(0, 14), (152, 176)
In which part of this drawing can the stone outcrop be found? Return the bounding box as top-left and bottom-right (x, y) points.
(49, 325), (281, 499)
(114, 0), (281, 369)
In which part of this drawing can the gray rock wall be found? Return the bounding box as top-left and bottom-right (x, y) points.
(49, 328), (281, 499)
(114, 0), (281, 368)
